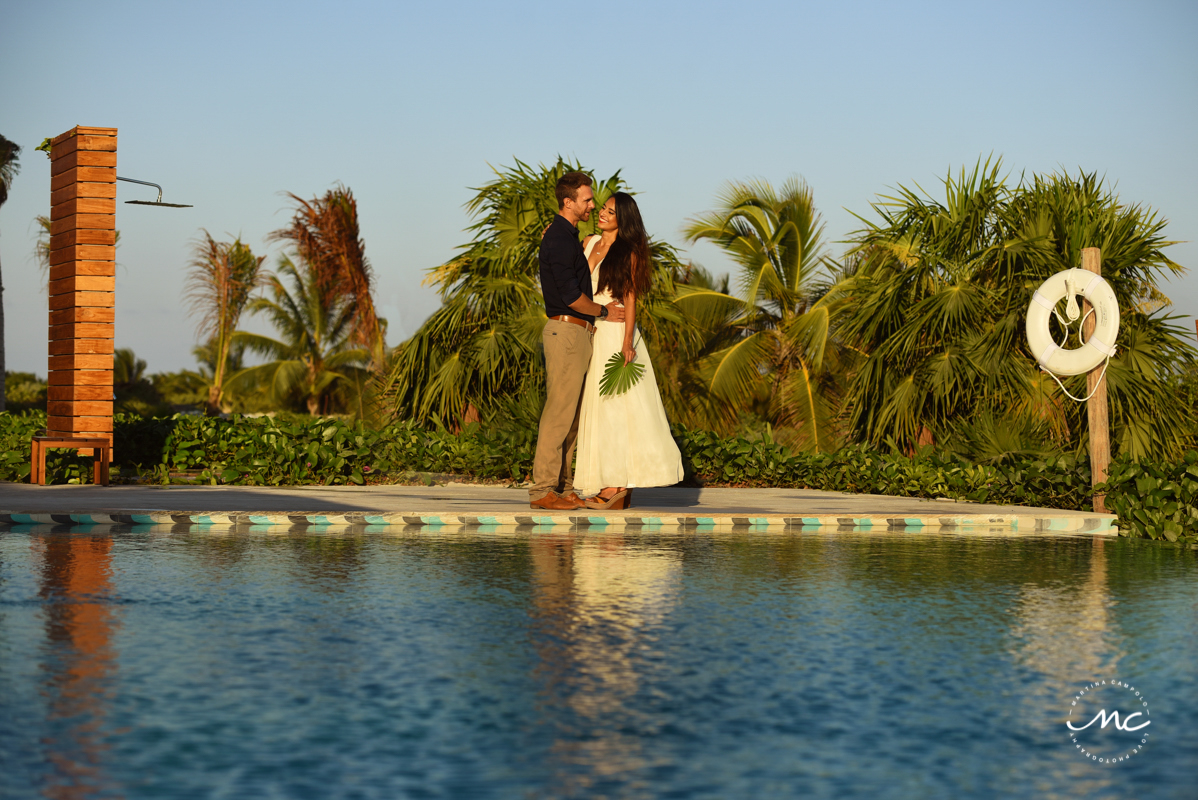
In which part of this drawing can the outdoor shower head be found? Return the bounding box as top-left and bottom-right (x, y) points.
(116, 176), (193, 208)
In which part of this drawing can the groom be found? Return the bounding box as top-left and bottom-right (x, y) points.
(529, 171), (625, 510)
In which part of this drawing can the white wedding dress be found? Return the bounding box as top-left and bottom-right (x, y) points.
(574, 237), (685, 496)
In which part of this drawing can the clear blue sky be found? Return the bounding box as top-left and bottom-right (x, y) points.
(2, 0), (1196, 375)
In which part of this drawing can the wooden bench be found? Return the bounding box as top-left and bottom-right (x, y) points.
(30, 436), (112, 486)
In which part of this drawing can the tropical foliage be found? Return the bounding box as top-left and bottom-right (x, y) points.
(3, 372), (45, 413)
(679, 178), (850, 451)
(184, 232), (265, 412)
(233, 257), (371, 415)
(269, 186), (384, 367)
(1102, 451), (1198, 543)
(835, 159), (1195, 460)
(0, 133), (20, 412)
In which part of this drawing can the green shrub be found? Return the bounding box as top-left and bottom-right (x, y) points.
(673, 427), (1094, 510)
(1099, 453), (1198, 544)
(146, 414), (536, 486)
(0, 410), (95, 484)
(0, 411), (43, 482)
(4, 375), (47, 410)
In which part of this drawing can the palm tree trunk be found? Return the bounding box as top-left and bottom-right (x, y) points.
(206, 384), (222, 415)
(207, 329), (227, 415)
(0, 248), (6, 413)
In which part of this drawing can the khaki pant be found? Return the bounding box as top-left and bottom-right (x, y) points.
(530, 319), (593, 499)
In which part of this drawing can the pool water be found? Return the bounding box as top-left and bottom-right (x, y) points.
(0, 526), (1194, 799)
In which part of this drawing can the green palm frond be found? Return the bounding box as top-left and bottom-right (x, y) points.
(599, 352), (646, 397)
(703, 330), (774, 402)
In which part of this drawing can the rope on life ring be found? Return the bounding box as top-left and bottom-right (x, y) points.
(1025, 268), (1120, 402)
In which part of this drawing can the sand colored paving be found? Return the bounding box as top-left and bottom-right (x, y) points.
(0, 483), (1117, 534)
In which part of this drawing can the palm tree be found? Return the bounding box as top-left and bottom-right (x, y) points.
(643, 262), (746, 432)
(679, 178), (848, 451)
(380, 158), (689, 428)
(232, 256), (370, 415)
(269, 186), (384, 368)
(0, 134), (21, 412)
(836, 158), (1195, 459)
(184, 231), (266, 413)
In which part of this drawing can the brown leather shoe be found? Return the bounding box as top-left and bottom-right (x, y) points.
(558, 492), (586, 509)
(529, 493), (578, 510)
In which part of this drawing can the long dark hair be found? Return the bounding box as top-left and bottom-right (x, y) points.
(597, 192), (653, 301)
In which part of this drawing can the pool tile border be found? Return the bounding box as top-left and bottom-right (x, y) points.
(0, 509), (1118, 535)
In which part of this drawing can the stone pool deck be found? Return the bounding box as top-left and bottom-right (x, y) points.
(0, 483), (1117, 534)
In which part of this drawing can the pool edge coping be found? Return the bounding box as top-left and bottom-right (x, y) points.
(0, 509), (1120, 535)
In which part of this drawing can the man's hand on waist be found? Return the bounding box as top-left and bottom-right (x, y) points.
(567, 295), (626, 323)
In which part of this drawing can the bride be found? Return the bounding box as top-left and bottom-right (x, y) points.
(573, 192), (684, 509)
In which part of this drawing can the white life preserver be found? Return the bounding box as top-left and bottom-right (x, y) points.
(1025, 268), (1119, 376)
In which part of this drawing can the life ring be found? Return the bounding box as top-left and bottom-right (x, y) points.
(1025, 268), (1119, 376)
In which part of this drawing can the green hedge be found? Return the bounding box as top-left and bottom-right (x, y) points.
(0, 411), (97, 484)
(675, 429), (1095, 510)
(4, 411), (534, 487)
(1101, 453), (1198, 543)
(2, 411), (1192, 544)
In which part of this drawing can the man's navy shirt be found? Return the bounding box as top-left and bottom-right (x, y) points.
(539, 214), (594, 322)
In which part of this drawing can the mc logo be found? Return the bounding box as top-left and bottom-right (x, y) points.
(1066, 708), (1151, 733)
(1066, 680), (1153, 766)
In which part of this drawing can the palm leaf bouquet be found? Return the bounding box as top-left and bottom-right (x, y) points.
(598, 335), (645, 396)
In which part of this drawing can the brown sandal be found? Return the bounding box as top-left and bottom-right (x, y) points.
(584, 489), (630, 510)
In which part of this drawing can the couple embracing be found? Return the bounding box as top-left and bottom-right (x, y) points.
(529, 171), (684, 511)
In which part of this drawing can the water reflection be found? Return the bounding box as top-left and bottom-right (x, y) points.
(1010, 537), (1122, 678)
(1007, 538), (1122, 796)
(530, 533), (681, 797)
(34, 532), (122, 800)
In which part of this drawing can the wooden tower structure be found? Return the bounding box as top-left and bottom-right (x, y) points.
(30, 126), (117, 483)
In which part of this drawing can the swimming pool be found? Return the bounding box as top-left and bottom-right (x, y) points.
(1, 525), (1194, 799)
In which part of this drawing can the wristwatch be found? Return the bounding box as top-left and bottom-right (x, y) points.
(598, 305), (609, 320)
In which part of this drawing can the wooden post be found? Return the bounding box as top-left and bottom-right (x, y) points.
(47, 127), (117, 460)
(1081, 247), (1109, 513)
